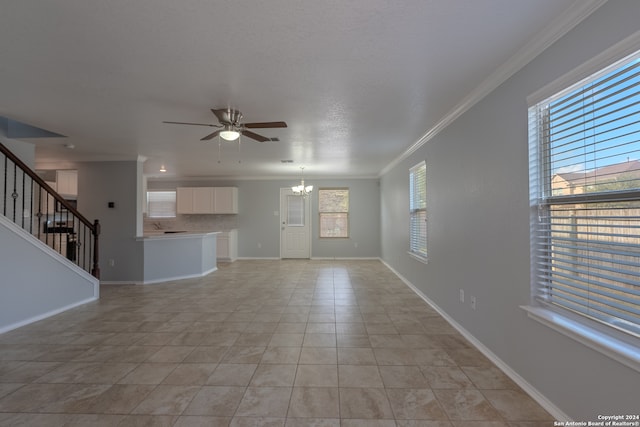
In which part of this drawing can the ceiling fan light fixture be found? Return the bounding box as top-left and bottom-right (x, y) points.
(220, 125), (240, 141)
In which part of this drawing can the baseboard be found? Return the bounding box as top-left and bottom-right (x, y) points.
(100, 267), (218, 285)
(380, 259), (571, 422)
(311, 257), (380, 260)
(0, 296), (98, 335)
(142, 266), (218, 285)
(100, 281), (141, 285)
(236, 257), (381, 261)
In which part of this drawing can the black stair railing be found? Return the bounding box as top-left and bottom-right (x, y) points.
(0, 142), (100, 278)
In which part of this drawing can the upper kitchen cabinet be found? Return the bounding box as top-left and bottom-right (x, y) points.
(56, 170), (77, 197)
(177, 187), (213, 214)
(214, 187), (238, 214)
(177, 187), (238, 214)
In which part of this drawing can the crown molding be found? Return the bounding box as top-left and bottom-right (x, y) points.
(380, 0), (608, 177)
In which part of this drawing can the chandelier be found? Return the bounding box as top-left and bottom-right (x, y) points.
(292, 166), (313, 196)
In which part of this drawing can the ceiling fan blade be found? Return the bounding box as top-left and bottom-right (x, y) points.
(243, 121), (288, 129)
(163, 121), (221, 127)
(201, 130), (222, 141)
(241, 130), (270, 142)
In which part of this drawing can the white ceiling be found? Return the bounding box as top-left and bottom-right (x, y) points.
(0, 0), (596, 179)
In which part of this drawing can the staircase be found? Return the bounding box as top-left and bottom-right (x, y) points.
(0, 141), (100, 333)
(0, 142), (100, 277)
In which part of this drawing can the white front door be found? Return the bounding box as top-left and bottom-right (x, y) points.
(280, 188), (311, 258)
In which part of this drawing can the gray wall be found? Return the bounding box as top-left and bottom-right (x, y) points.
(380, 0), (640, 418)
(77, 161), (144, 283)
(148, 177), (381, 259)
(0, 215), (98, 333)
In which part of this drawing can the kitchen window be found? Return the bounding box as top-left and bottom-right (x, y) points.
(409, 161), (427, 261)
(319, 188), (349, 238)
(527, 46), (640, 370)
(147, 190), (176, 218)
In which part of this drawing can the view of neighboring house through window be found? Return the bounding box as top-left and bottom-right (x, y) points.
(529, 50), (640, 338)
(319, 188), (349, 238)
(409, 161), (427, 260)
(147, 190), (176, 218)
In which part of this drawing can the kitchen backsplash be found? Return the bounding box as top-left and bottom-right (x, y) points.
(144, 214), (238, 232)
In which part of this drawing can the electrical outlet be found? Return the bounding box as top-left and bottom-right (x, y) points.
(108, 259), (115, 267)
(354, 242), (358, 248)
(470, 296), (477, 310)
(257, 243), (262, 248)
(459, 289), (464, 303)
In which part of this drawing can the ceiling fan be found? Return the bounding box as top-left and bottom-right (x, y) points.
(163, 108), (287, 142)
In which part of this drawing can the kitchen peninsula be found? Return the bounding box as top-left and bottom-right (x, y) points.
(136, 231), (219, 284)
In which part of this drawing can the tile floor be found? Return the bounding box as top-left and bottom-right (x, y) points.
(0, 260), (555, 426)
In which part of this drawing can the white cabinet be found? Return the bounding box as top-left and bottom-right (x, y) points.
(177, 187), (214, 214)
(214, 187), (238, 214)
(56, 170), (77, 197)
(176, 187), (195, 214)
(177, 187), (238, 214)
(193, 187), (215, 213)
(216, 229), (238, 261)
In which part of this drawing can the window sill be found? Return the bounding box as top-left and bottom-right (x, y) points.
(407, 251), (428, 264)
(521, 305), (640, 373)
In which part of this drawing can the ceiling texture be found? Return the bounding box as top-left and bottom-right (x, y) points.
(0, 0), (603, 179)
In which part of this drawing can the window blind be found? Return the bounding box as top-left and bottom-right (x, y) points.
(147, 191), (176, 218)
(409, 161), (427, 259)
(530, 52), (640, 337)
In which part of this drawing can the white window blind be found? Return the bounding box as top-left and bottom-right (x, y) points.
(147, 191), (176, 218)
(409, 161), (427, 259)
(529, 51), (640, 338)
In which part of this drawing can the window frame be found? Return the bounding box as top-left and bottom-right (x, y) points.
(318, 187), (349, 238)
(409, 161), (427, 262)
(526, 42), (640, 372)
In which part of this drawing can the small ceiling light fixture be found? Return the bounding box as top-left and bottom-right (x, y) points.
(159, 165), (167, 173)
(219, 124), (240, 141)
(292, 166), (313, 196)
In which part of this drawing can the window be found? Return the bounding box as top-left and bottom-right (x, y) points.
(529, 51), (640, 340)
(409, 161), (427, 260)
(147, 190), (176, 218)
(287, 195), (305, 226)
(319, 188), (349, 238)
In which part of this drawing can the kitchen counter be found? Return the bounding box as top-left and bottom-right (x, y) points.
(136, 231), (219, 284)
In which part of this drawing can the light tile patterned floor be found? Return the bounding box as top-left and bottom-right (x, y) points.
(0, 260), (554, 426)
